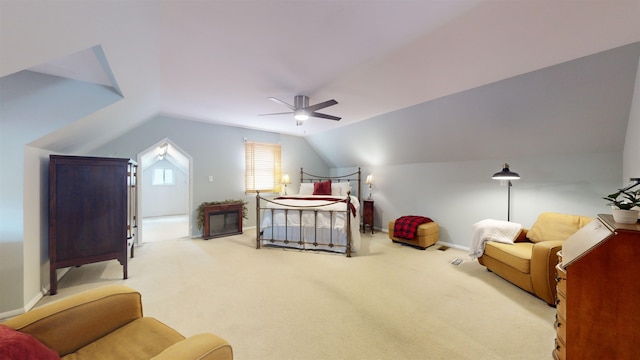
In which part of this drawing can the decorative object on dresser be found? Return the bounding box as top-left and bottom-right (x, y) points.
(362, 199), (374, 234)
(491, 163), (520, 221)
(602, 177), (640, 224)
(197, 200), (248, 239)
(388, 216), (438, 250)
(49, 155), (137, 295)
(476, 212), (592, 306)
(256, 167), (361, 257)
(554, 214), (640, 359)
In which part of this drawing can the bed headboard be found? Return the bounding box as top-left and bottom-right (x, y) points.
(300, 167), (362, 200)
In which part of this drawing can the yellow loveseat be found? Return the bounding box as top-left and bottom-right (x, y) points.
(478, 212), (592, 305)
(1, 285), (233, 360)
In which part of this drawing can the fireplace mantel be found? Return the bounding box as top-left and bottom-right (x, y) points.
(203, 202), (243, 239)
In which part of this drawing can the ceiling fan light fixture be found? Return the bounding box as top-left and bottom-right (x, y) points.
(294, 109), (309, 121)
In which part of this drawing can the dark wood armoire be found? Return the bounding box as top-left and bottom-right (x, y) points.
(49, 155), (137, 295)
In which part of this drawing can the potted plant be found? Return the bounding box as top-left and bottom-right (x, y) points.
(602, 188), (640, 224)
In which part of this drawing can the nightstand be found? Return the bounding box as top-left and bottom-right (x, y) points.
(362, 199), (374, 234)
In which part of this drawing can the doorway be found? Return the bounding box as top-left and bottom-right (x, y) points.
(137, 139), (192, 244)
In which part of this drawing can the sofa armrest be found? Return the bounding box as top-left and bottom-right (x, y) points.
(152, 333), (233, 360)
(530, 241), (563, 305)
(2, 285), (143, 356)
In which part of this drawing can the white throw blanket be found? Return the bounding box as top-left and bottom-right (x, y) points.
(469, 219), (522, 260)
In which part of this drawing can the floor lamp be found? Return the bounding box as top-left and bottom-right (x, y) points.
(492, 163), (520, 221)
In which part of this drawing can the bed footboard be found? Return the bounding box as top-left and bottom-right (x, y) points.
(256, 193), (353, 257)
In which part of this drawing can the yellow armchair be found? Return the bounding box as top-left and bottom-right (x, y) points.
(1, 285), (233, 360)
(478, 212), (592, 305)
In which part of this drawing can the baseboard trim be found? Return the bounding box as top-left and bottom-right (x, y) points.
(0, 284), (47, 320)
(435, 241), (469, 252)
(379, 228), (469, 252)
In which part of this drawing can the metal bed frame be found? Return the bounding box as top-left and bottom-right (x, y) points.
(256, 167), (361, 257)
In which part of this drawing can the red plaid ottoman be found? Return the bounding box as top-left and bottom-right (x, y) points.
(388, 220), (439, 250)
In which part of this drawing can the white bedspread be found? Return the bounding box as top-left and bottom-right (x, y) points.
(469, 219), (522, 260)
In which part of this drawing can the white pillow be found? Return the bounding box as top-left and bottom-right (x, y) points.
(299, 183), (314, 195)
(331, 182), (351, 196)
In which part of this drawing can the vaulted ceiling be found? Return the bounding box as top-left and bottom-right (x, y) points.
(1, 1), (639, 166)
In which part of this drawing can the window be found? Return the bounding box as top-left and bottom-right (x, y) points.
(152, 168), (174, 185)
(245, 141), (282, 193)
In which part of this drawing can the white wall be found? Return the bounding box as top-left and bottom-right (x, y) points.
(0, 71), (124, 316)
(22, 146), (53, 311)
(142, 159), (189, 218)
(623, 56), (640, 183)
(0, 0), (161, 316)
(337, 151), (620, 249)
(90, 115), (330, 237)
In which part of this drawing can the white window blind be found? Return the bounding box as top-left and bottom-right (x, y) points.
(245, 141), (282, 193)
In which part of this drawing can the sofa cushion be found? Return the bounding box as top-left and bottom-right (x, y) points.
(483, 242), (534, 274)
(62, 318), (184, 360)
(0, 324), (59, 359)
(526, 212), (592, 243)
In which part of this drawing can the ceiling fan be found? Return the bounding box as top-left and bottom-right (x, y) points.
(260, 95), (341, 125)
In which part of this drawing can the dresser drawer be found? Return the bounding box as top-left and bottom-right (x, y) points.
(555, 313), (566, 344)
(554, 256), (567, 360)
(556, 292), (566, 318)
(554, 337), (566, 360)
(555, 263), (567, 297)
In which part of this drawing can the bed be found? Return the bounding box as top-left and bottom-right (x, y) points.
(256, 168), (362, 257)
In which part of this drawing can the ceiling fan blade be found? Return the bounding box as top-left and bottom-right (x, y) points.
(305, 99), (338, 112)
(262, 95), (340, 122)
(258, 112), (294, 117)
(268, 97), (295, 110)
(310, 112), (341, 121)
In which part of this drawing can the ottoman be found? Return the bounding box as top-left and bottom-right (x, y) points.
(388, 220), (439, 250)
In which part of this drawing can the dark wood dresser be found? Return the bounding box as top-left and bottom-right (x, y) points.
(554, 214), (640, 359)
(49, 155), (137, 295)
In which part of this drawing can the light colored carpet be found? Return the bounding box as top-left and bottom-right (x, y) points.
(37, 229), (556, 360)
(141, 215), (189, 242)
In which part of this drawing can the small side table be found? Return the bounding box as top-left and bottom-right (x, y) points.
(362, 199), (374, 234)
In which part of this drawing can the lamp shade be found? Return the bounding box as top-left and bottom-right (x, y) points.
(492, 163), (520, 180)
(365, 174), (373, 185)
(281, 174), (291, 184)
